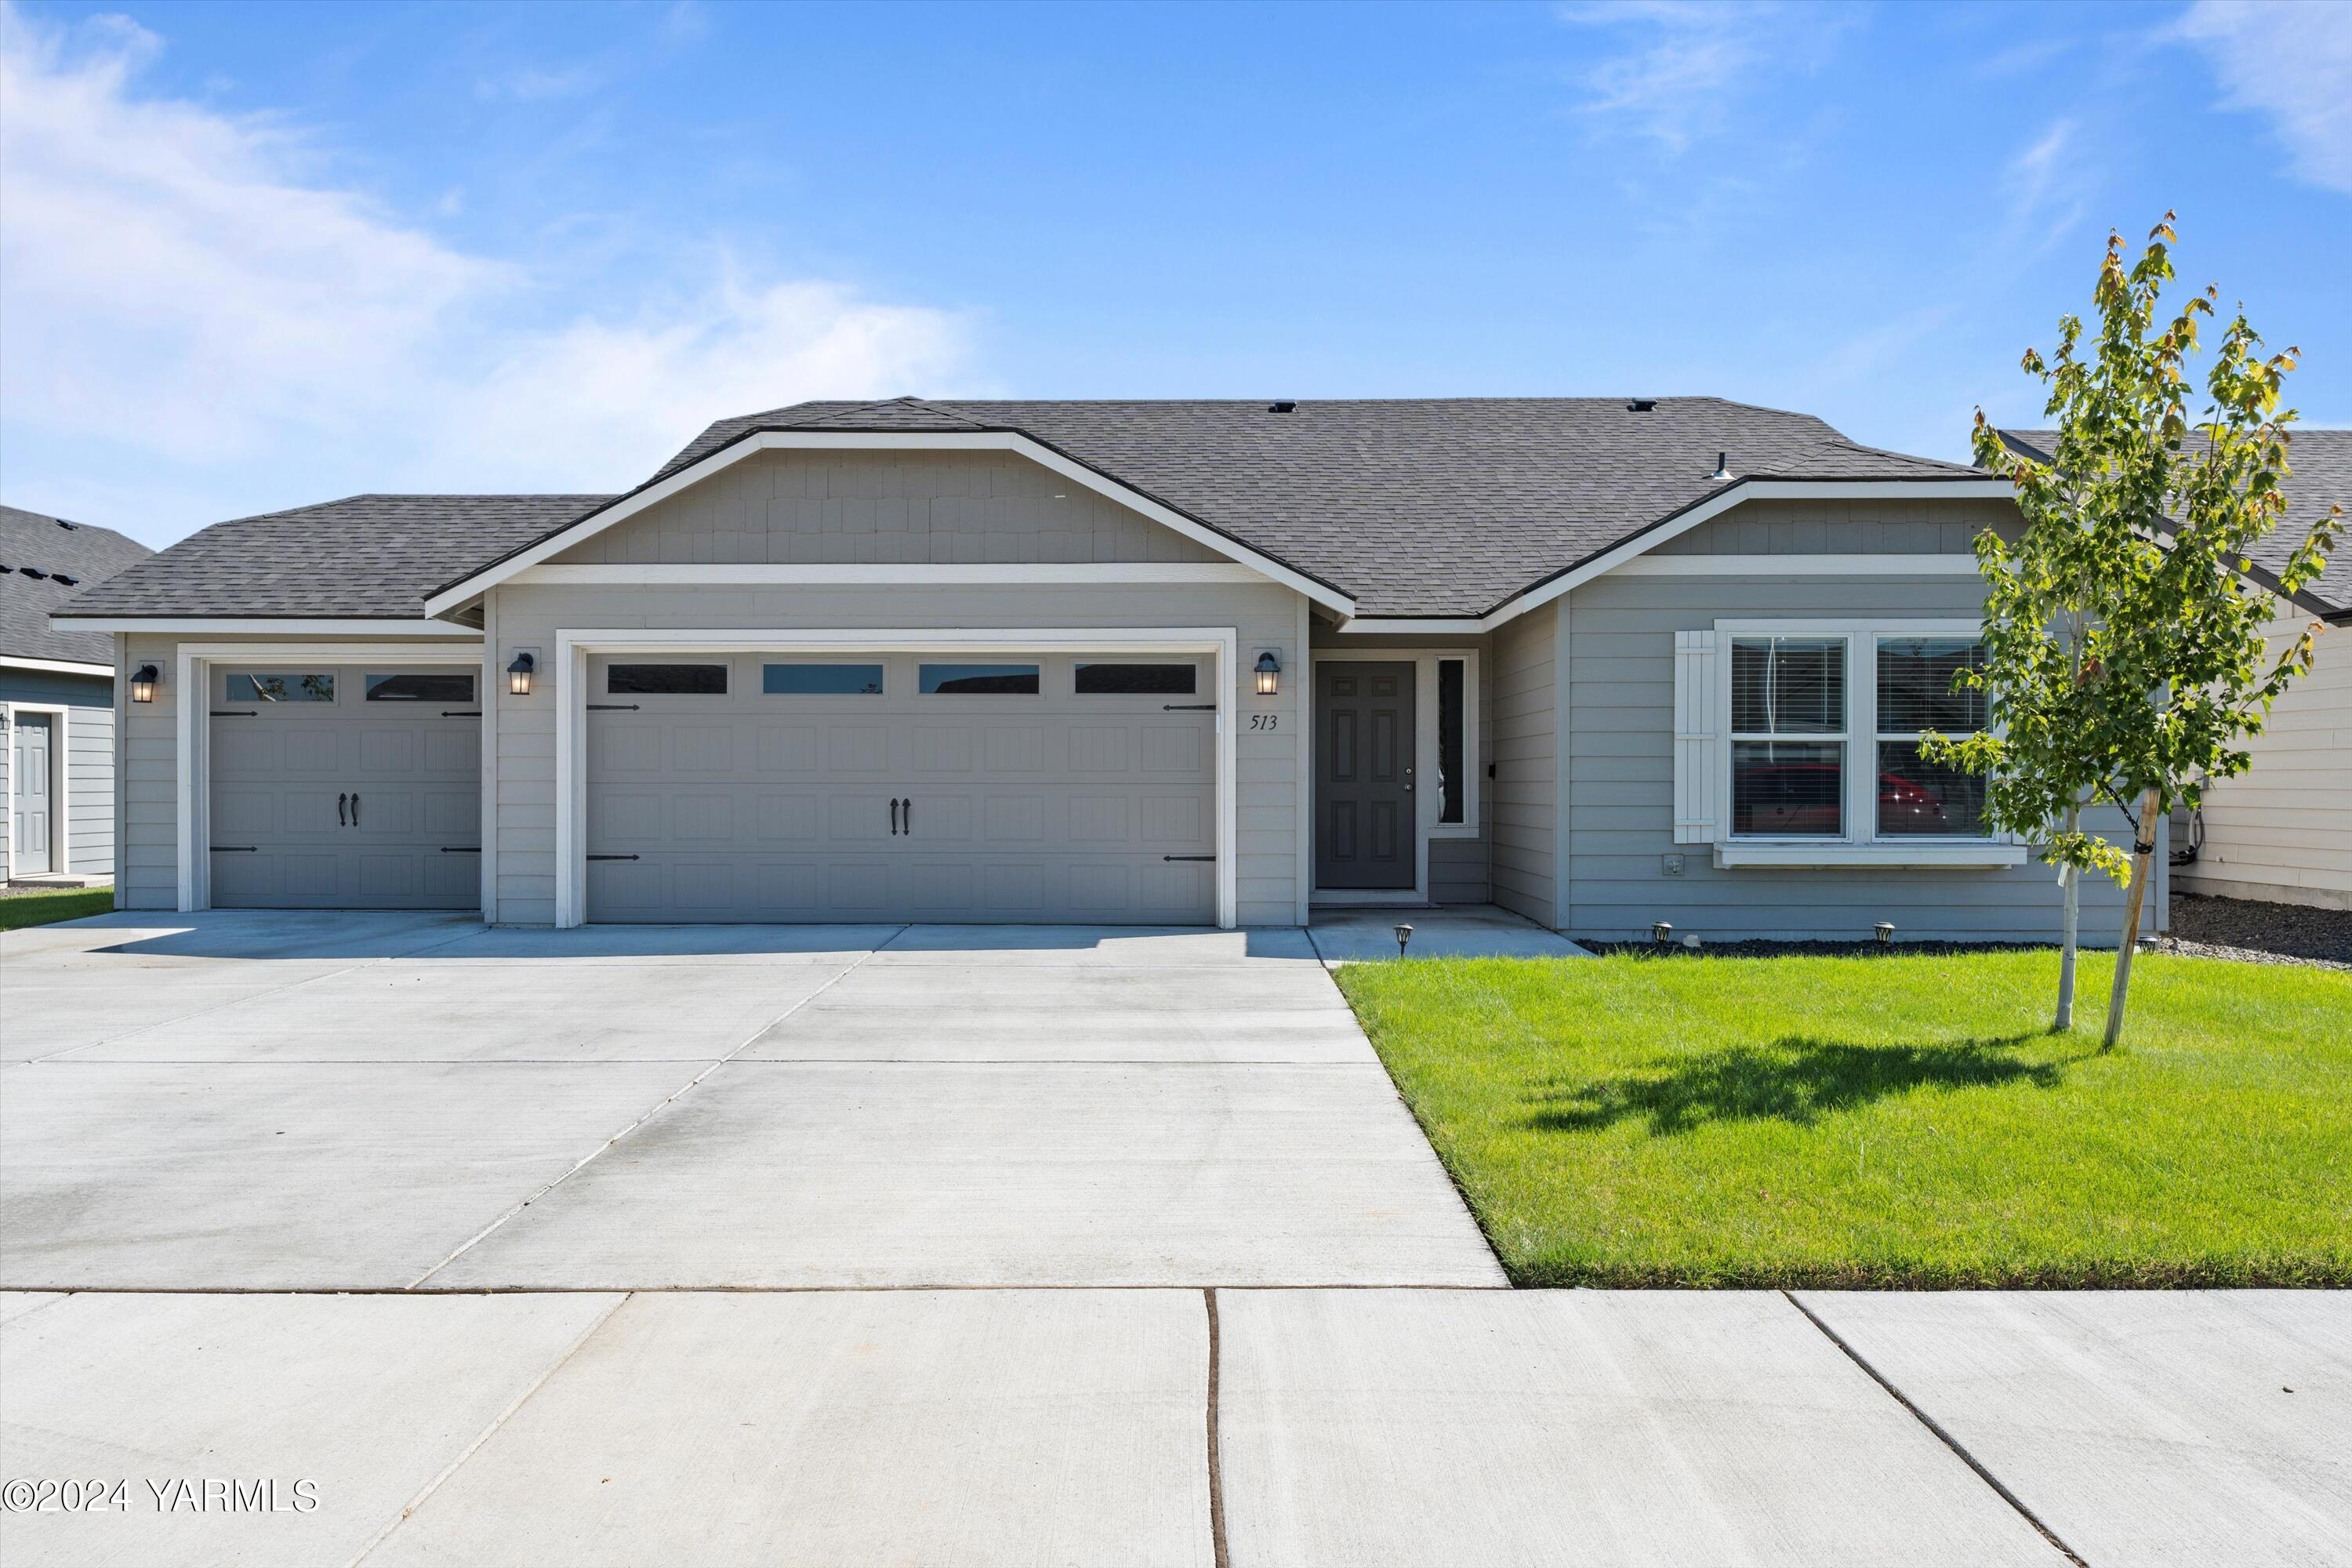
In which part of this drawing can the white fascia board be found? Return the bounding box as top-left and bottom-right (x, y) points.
(50, 618), (477, 637)
(0, 654), (114, 677)
(423, 430), (1356, 618)
(1333, 479), (2013, 636)
(508, 563), (1270, 586)
(1613, 554), (1985, 576)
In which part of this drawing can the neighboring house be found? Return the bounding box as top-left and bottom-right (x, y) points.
(54, 397), (2161, 938)
(2, 505), (152, 883)
(2000, 428), (2351, 912)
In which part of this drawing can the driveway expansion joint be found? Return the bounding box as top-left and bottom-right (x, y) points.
(1783, 1290), (2092, 1568)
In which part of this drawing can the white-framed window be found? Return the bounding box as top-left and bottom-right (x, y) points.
(1677, 619), (2017, 868)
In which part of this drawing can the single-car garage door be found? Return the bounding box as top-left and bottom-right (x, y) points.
(209, 663), (482, 909)
(585, 652), (1215, 924)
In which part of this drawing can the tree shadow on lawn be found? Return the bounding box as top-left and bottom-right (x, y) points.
(1527, 1033), (2081, 1137)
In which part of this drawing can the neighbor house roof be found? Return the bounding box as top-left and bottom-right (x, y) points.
(1998, 427), (2352, 621)
(59, 398), (1987, 624)
(0, 505), (152, 666)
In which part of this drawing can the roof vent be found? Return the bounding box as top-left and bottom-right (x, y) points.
(1711, 452), (1733, 481)
(53, 573), (78, 586)
(1268, 400), (1297, 413)
(1627, 397), (1657, 412)
(56, 519), (78, 530)
(20, 567), (46, 579)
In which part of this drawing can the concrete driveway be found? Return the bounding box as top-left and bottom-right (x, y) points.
(6, 913), (2343, 1566)
(1, 909), (1502, 1291)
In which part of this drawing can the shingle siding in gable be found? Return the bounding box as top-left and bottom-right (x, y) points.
(550, 450), (1225, 568)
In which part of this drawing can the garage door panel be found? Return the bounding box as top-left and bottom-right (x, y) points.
(585, 652), (1214, 924)
(209, 664), (481, 910)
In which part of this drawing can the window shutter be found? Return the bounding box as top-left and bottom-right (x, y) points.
(1673, 630), (1720, 844)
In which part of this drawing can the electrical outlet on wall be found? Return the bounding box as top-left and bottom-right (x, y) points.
(1661, 853), (1685, 877)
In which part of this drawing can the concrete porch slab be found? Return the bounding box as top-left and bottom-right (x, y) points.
(1307, 905), (1592, 964)
(0, 1290), (622, 1568)
(430, 1061), (1508, 1289)
(1215, 1289), (2055, 1567)
(363, 1290), (1213, 1567)
(1796, 1290), (2352, 1568)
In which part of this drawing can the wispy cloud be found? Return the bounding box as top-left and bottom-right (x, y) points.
(1555, 1), (1847, 154)
(2174, 0), (2352, 194)
(0, 7), (974, 543)
(474, 62), (604, 103)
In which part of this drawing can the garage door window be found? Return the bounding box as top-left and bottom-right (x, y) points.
(366, 672), (475, 702)
(227, 672), (335, 702)
(763, 662), (884, 695)
(609, 663), (728, 695)
(1075, 662), (1196, 695)
(920, 662), (1039, 695)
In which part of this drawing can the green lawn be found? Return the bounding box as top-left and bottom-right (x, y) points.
(0, 887), (115, 931)
(1335, 950), (2352, 1288)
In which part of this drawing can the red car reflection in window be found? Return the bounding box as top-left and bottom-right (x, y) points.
(1733, 763), (1952, 835)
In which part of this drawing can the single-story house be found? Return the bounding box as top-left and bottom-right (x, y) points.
(2000, 427), (2350, 913)
(2, 504), (152, 882)
(54, 396), (2164, 938)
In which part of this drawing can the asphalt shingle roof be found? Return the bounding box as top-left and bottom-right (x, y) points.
(1999, 427), (2352, 619)
(1, 505), (152, 665)
(60, 495), (614, 620)
(59, 398), (1984, 623)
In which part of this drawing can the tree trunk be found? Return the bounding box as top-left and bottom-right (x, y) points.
(2056, 803), (2082, 1031)
(2101, 788), (2164, 1051)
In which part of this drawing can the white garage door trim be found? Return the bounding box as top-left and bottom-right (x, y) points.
(172, 641), (488, 912)
(555, 628), (1240, 930)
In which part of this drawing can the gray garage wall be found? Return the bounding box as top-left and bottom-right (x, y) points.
(488, 579), (1306, 927)
(1560, 570), (2161, 942)
(553, 448), (1229, 566)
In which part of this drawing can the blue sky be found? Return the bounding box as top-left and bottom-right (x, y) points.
(2, 0), (2346, 547)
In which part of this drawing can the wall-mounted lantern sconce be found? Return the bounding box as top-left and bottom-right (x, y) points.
(129, 663), (159, 703)
(506, 651), (536, 697)
(1254, 650), (1280, 696)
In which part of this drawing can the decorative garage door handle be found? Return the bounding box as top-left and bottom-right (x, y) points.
(586, 854), (639, 862)
(902, 798), (912, 836)
(350, 793), (360, 826)
(338, 793), (347, 826)
(1163, 854), (1215, 862)
(890, 798), (900, 836)
(439, 847), (481, 854)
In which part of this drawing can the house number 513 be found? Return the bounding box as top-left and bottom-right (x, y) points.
(1248, 713), (1279, 731)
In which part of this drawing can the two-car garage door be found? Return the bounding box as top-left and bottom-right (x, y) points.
(584, 652), (1216, 924)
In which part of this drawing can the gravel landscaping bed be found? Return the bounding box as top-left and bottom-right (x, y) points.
(2158, 893), (2352, 971)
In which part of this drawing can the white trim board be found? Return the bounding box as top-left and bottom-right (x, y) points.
(552, 627), (1242, 931)
(425, 430), (1357, 619)
(509, 563), (1271, 586)
(169, 641), (486, 913)
(54, 618), (476, 637)
(1336, 477), (2013, 635)
(0, 655), (114, 678)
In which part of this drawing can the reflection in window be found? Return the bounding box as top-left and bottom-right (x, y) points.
(763, 663), (884, 695)
(920, 662), (1039, 695)
(1075, 662), (1196, 695)
(366, 672), (474, 703)
(1731, 637), (1844, 733)
(1731, 741), (1846, 837)
(1876, 638), (1989, 837)
(227, 672), (334, 702)
(1437, 659), (1465, 825)
(608, 664), (728, 695)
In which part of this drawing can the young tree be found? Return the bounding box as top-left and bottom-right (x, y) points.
(1928, 216), (2339, 1046)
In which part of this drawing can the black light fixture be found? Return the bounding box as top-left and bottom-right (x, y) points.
(1393, 923), (1414, 958)
(1874, 921), (1896, 945)
(130, 663), (158, 703)
(1652, 920), (1675, 945)
(1254, 650), (1280, 696)
(506, 650), (535, 697)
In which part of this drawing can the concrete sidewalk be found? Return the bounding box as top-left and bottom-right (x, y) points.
(5, 1287), (2343, 1566)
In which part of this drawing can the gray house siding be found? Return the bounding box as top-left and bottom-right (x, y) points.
(1655, 496), (2016, 556)
(3, 665), (118, 878)
(553, 448), (1227, 566)
(1489, 602), (1559, 927)
(1562, 570), (2161, 942)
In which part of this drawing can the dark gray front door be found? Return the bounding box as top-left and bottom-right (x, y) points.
(1316, 662), (1414, 890)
